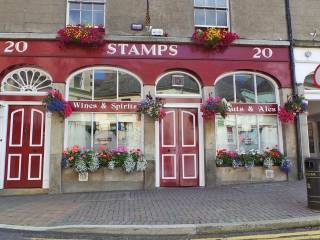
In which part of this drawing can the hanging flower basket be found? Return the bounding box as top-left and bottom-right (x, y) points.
(192, 28), (239, 51)
(201, 96), (230, 119)
(137, 93), (166, 121)
(57, 24), (105, 48)
(278, 107), (295, 123)
(42, 89), (73, 118)
(284, 94), (308, 113)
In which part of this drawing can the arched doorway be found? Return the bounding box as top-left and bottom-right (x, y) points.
(0, 67), (52, 189)
(155, 71), (204, 187)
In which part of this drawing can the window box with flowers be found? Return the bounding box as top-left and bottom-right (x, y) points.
(192, 28), (239, 52)
(215, 148), (290, 184)
(57, 25), (105, 48)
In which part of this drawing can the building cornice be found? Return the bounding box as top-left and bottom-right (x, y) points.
(293, 40), (320, 47)
(0, 33), (290, 46)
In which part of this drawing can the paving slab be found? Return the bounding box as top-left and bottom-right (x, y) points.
(0, 181), (319, 235)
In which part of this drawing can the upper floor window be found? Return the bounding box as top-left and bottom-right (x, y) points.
(67, 0), (105, 26)
(1, 67), (52, 95)
(194, 0), (228, 28)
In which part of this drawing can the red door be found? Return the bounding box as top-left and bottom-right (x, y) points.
(4, 105), (45, 188)
(160, 108), (199, 187)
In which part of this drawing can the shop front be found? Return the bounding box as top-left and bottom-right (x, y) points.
(0, 40), (294, 193)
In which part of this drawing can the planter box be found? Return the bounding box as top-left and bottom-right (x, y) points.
(216, 166), (287, 185)
(62, 168), (144, 193)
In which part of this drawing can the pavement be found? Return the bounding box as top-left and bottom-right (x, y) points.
(0, 181), (320, 235)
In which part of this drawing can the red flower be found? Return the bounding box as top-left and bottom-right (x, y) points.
(278, 107), (295, 123)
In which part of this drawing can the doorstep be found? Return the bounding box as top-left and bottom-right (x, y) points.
(0, 188), (49, 196)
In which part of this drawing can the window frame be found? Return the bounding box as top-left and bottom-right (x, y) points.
(155, 71), (202, 99)
(66, 0), (106, 27)
(214, 71), (283, 153)
(64, 66), (144, 150)
(194, 0), (230, 29)
(65, 66), (143, 101)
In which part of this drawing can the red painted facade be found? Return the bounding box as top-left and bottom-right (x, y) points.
(0, 40), (291, 90)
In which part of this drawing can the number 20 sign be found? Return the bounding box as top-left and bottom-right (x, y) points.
(3, 41), (28, 53)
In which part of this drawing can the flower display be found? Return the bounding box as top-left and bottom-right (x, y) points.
(192, 28), (239, 51)
(201, 96), (230, 119)
(62, 145), (99, 173)
(216, 147), (289, 172)
(57, 25), (105, 48)
(284, 94), (308, 113)
(62, 145), (147, 174)
(278, 107), (295, 123)
(42, 89), (73, 118)
(137, 93), (166, 121)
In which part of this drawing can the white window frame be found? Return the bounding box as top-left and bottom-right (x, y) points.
(194, 0), (230, 29)
(214, 71), (283, 153)
(66, 0), (106, 27)
(64, 66), (144, 151)
(155, 71), (202, 99)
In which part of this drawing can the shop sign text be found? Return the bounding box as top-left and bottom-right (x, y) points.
(228, 103), (278, 114)
(70, 101), (138, 113)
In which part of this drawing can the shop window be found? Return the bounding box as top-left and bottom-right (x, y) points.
(68, 68), (142, 101)
(66, 67), (142, 150)
(216, 115), (279, 153)
(67, 113), (141, 151)
(215, 72), (279, 153)
(1, 67), (52, 94)
(68, 0), (105, 26)
(194, 0), (228, 28)
(215, 73), (277, 103)
(156, 72), (201, 97)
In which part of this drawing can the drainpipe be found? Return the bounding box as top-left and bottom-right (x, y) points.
(285, 0), (304, 180)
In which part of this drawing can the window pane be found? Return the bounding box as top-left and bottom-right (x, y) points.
(93, 11), (104, 26)
(69, 2), (80, 10)
(217, 0), (227, 8)
(215, 75), (234, 102)
(237, 115), (258, 153)
(156, 73), (200, 95)
(67, 113), (92, 149)
(82, 2), (92, 11)
(217, 10), (227, 26)
(81, 10), (93, 25)
(235, 74), (255, 103)
(205, 0), (216, 7)
(194, 0), (205, 7)
(206, 9), (216, 26)
(93, 114), (117, 151)
(69, 71), (92, 100)
(118, 114), (141, 149)
(118, 72), (141, 101)
(256, 76), (276, 103)
(69, 10), (80, 25)
(93, 3), (104, 10)
(195, 8), (205, 25)
(308, 122), (315, 154)
(216, 115), (237, 151)
(259, 115), (279, 151)
(94, 70), (117, 101)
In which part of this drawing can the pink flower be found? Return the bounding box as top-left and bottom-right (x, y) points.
(99, 145), (107, 151)
(71, 145), (80, 153)
(68, 156), (74, 161)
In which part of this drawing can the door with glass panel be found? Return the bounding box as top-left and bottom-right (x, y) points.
(160, 108), (199, 187)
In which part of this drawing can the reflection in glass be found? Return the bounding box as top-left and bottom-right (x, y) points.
(67, 113), (92, 149)
(69, 70), (92, 100)
(259, 115), (278, 151)
(69, 10), (80, 25)
(215, 75), (234, 102)
(216, 115), (237, 151)
(81, 11), (92, 25)
(195, 8), (205, 25)
(237, 115), (258, 153)
(94, 70), (117, 101)
(156, 73), (200, 95)
(235, 74), (255, 103)
(118, 72), (141, 101)
(118, 114), (141, 149)
(93, 114), (117, 150)
(217, 10), (227, 26)
(206, 9), (216, 26)
(194, 0), (205, 6)
(256, 76), (276, 103)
